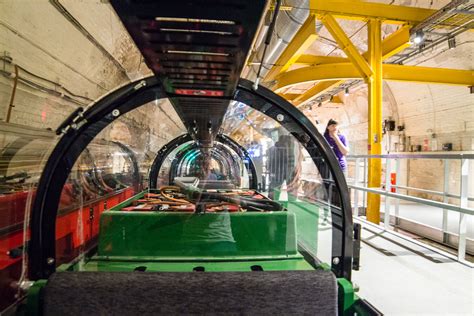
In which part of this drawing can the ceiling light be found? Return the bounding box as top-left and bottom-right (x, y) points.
(167, 50), (229, 57)
(412, 30), (424, 45)
(160, 28), (233, 36)
(155, 17), (235, 25)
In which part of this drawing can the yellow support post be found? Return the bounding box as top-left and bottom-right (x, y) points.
(320, 14), (373, 81)
(367, 19), (383, 224)
(265, 15), (318, 82)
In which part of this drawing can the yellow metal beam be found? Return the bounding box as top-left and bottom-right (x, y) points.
(378, 25), (412, 60)
(265, 15), (318, 82)
(310, 0), (435, 25)
(320, 14), (373, 81)
(383, 64), (474, 86)
(290, 26), (411, 105)
(295, 26), (411, 66)
(278, 93), (300, 100)
(274, 63), (474, 90)
(330, 95), (344, 104)
(292, 80), (344, 106)
(274, 63), (358, 90)
(294, 55), (349, 65)
(367, 19), (383, 224)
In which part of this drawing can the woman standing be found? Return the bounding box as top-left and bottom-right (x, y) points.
(324, 119), (349, 176)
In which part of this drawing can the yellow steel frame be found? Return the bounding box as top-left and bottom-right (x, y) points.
(310, 0), (435, 25)
(274, 63), (474, 90)
(294, 55), (349, 65)
(367, 19), (383, 223)
(291, 81), (344, 106)
(265, 2), (473, 224)
(265, 15), (318, 82)
(288, 22), (411, 106)
(379, 25), (411, 60)
(320, 14), (373, 81)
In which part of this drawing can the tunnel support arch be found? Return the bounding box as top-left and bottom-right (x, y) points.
(29, 77), (353, 280)
(148, 134), (258, 190)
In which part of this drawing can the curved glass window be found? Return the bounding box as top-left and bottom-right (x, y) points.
(153, 140), (251, 189)
(33, 88), (346, 279)
(0, 124), (58, 310)
(1, 73), (353, 316)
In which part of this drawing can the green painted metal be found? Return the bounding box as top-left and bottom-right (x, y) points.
(23, 190), (379, 315)
(74, 258), (314, 272)
(99, 211), (298, 260)
(25, 280), (47, 316)
(338, 277), (355, 315)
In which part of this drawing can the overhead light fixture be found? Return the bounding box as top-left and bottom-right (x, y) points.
(160, 28), (233, 36)
(344, 87), (349, 96)
(167, 50), (229, 57)
(412, 30), (425, 45)
(448, 36), (456, 49)
(155, 17), (235, 25)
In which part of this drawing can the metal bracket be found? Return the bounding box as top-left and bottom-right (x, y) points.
(55, 107), (86, 135)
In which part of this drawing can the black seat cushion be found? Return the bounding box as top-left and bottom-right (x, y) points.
(42, 270), (337, 315)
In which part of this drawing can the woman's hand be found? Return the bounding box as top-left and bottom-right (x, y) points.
(331, 133), (349, 155)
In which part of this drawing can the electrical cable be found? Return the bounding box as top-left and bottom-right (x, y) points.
(254, 0), (282, 89)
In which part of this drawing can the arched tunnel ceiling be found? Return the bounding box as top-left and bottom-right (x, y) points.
(0, 0), (472, 149)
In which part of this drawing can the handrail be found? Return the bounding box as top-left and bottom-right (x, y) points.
(347, 153), (472, 262)
(391, 184), (474, 202)
(348, 185), (474, 216)
(348, 153), (474, 159)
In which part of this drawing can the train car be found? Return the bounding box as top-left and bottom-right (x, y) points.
(0, 123), (140, 311)
(1, 1), (382, 315)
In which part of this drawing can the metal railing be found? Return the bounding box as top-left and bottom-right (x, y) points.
(347, 153), (474, 263)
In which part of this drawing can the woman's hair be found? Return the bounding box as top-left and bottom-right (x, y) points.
(325, 119), (338, 134)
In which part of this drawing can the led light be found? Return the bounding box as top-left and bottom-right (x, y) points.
(412, 30), (424, 45)
(155, 17), (235, 25)
(167, 50), (229, 57)
(160, 28), (233, 36)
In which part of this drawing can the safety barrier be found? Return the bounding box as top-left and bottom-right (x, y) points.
(346, 153), (474, 263)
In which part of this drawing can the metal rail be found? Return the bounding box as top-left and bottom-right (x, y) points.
(347, 153), (473, 261)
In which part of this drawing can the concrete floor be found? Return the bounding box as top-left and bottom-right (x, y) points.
(390, 201), (474, 239)
(351, 220), (474, 315)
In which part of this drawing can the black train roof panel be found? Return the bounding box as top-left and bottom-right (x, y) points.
(111, 0), (267, 148)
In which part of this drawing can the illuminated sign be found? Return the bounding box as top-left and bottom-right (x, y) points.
(174, 89), (224, 97)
